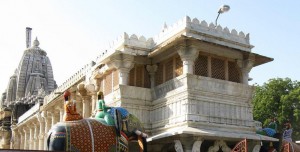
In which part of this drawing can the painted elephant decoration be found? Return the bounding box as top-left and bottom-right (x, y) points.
(47, 109), (147, 152)
(46, 91), (147, 152)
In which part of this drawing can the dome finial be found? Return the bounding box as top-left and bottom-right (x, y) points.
(33, 37), (39, 47)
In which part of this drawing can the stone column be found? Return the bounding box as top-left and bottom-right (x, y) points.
(174, 140), (184, 152)
(91, 92), (97, 115)
(38, 116), (45, 150)
(23, 127), (29, 149)
(85, 83), (98, 114)
(146, 65), (158, 88)
(108, 53), (134, 85)
(15, 130), (21, 149)
(191, 138), (203, 152)
(29, 125), (35, 150)
(177, 46), (199, 74)
(44, 117), (51, 150)
(51, 113), (59, 126)
(118, 68), (131, 85)
(82, 95), (91, 118)
(33, 122), (39, 150)
(19, 129), (24, 149)
(237, 54), (255, 85)
(54, 107), (64, 122)
(10, 126), (20, 149)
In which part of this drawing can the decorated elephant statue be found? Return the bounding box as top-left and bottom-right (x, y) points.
(47, 91), (147, 152)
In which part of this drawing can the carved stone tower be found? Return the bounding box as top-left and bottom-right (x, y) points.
(1, 28), (57, 122)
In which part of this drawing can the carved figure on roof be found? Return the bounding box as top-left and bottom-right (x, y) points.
(62, 90), (82, 121)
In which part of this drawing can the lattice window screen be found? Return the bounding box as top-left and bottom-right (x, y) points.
(155, 63), (163, 86)
(104, 72), (112, 95)
(175, 56), (183, 77)
(113, 70), (119, 87)
(211, 57), (225, 80)
(144, 66), (151, 88)
(228, 61), (240, 83)
(136, 65), (143, 87)
(129, 67), (135, 86)
(165, 58), (174, 81)
(195, 55), (208, 77)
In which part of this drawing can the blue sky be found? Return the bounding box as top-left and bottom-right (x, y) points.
(0, 0), (299, 93)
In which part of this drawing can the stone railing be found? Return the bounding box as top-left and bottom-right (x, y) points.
(150, 74), (255, 130)
(44, 63), (92, 104)
(18, 102), (40, 124)
(153, 16), (251, 49)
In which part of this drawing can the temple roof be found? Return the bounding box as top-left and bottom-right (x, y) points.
(2, 38), (56, 106)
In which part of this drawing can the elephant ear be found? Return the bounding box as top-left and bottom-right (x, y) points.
(128, 114), (144, 132)
(114, 109), (122, 136)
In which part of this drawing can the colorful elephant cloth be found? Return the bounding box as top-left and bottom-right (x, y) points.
(109, 107), (129, 119)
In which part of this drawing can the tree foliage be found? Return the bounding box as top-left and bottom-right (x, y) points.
(252, 78), (300, 140)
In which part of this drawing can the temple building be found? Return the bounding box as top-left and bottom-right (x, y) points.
(4, 16), (274, 151)
(0, 27), (57, 148)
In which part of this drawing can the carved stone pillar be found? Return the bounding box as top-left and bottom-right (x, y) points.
(180, 137), (195, 152)
(10, 125), (20, 149)
(85, 84), (98, 114)
(174, 140), (183, 152)
(146, 65), (158, 88)
(108, 53), (134, 85)
(54, 106), (64, 122)
(29, 125), (34, 149)
(191, 138), (203, 152)
(19, 128), (24, 149)
(237, 54), (255, 84)
(50, 111), (59, 127)
(37, 115), (45, 150)
(15, 130), (21, 149)
(33, 122), (39, 150)
(23, 127), (29, 149)
(177, 46), (199, 75)
(81, 95), (91, 118)
(252, 144), (261, 152)
(44, 117), (51, 150)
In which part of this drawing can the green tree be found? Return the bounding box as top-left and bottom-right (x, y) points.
(252, 78), (300, 140)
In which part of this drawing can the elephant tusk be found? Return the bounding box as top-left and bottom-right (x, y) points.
(134, 130), (142, 135)
(141, 133), (148, 138)
(134, 129), (148, 138)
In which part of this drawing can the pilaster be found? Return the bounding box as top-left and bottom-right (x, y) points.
(23, 127), (29, 149)
(10, 125), (19, 149)
(146, 64), (158, 88)
(19, 128), (24, 149)
(43, 116), (51, 150)
(81, 95), (92, 118)
(37, 114), (45, 150)
(191, 138), (203, 152)
(29, 125), (34, 149)
(237, 54), (255, 84)
(177, 46), (199, 74)
(108, 53), (135, 85)
(78, 84), (92, 118)
(33, 122), (39, 150)
(85, 83), (98, 114)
